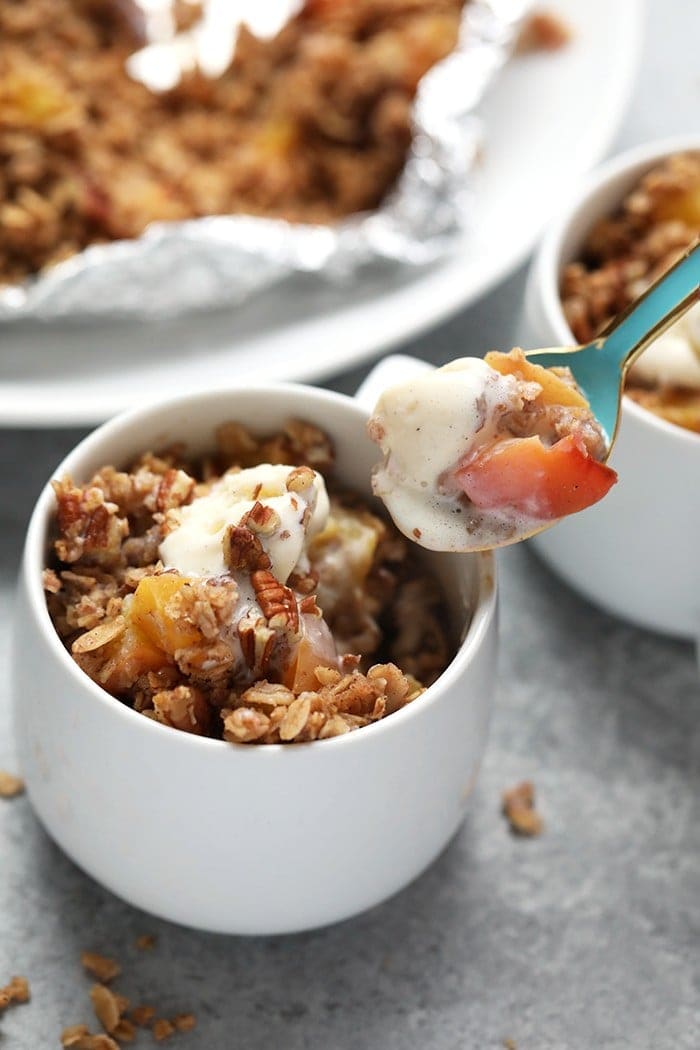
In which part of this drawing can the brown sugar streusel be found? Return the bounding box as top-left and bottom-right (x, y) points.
(45, 419), (455, 745)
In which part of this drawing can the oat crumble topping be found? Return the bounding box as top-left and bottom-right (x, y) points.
(0, 0), (464, 287)
(45, 419), (454, 743)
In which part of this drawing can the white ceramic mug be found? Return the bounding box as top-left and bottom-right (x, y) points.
(522, 136), (700, 640)
(11, 357), (498, 935)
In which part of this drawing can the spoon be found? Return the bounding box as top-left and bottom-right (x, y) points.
(368, 240), (700, 553)
(526, 238), (700, 454)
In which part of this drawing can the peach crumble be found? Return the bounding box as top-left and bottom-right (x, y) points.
(0, 0), (464, 287)
(561, 152), (700, 434)
(45, 419), (453, 743)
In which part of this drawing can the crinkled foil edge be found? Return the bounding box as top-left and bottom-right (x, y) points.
(0, 0), (531, 321)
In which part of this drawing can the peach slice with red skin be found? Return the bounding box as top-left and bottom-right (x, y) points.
(455, 434), (617, 521)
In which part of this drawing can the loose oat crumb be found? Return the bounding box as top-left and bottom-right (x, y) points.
(502, 781), (544, 837)
(173, 1013), (196, 1033)
(0, 975), (30, 1011)
(61, 1028), (119, 1050)
(61, 1025), (91, 1047)
(113, 1018), (137, 1042)
(90, 983), (123, 1033)
(0, 771), (25, 798)
(503, 1039), (518, 1050)
(152, 1017), (176, 1041)
(130, 1005), (156, 1027)
(135, 934), (157, 951)
(81, 953), (121, 984)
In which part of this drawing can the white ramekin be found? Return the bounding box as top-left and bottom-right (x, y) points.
(11, 357), (497, 934)
(521, 135), (700, 639)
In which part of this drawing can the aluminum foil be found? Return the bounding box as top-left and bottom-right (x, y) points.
(0, 0), (531, 321)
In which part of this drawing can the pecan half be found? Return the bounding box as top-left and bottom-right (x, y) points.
(285, 465), (316, 493)
(237, 613), (276, 675)
(223, 525), (271, 573)
(240, 500), (281, 536)
(251, 570), (299, 634)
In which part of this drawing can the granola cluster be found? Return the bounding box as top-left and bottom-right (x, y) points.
(0, 0), (464, 287)
(45, 419), (453, 744)
(560, 152), (700, 432)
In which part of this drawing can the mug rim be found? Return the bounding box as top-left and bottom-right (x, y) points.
(23, 380), (497, 758)
(533, 132), (700, 450)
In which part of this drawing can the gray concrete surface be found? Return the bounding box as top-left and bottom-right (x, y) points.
(2, 2), (700, 1047)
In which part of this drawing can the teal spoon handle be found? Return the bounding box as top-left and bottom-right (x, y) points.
(599, 239), (700, 373)
(526, 239), (700, 443)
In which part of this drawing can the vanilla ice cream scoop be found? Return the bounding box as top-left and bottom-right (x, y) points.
(368, 358), (528, 550)
(159, 463), (329, 583)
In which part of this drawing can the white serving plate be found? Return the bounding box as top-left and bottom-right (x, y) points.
(0, 0), (641, 427)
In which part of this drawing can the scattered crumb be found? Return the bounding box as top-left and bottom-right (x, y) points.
(516, 9), (572, 54)
(130, 1005), (156, 1027)
(173, 1013), (196, 1033)
(152, 1017), (176, 1041)
(135, 934), (157, 951)
(0, 771), (25, 799)
(503, 1038), (518, 1050)
(69, 951), (193, 1046)
(61, 1027), (119, 1050)
(0, 975), (30, 1011)
(90, 983), (123, 1034)
(61, 1025), (91, 1047)
(113, 1018), (136, 1043)
(81, 953), (121, 984)
(502, 780), (544, 837)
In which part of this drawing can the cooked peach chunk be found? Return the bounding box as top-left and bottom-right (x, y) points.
(485, 348), (589, 409)
(455, 434), (617, 520)
(652, 184), (700, 226)
(129, 574), (202, 655)
(282, 614), (338, 693)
